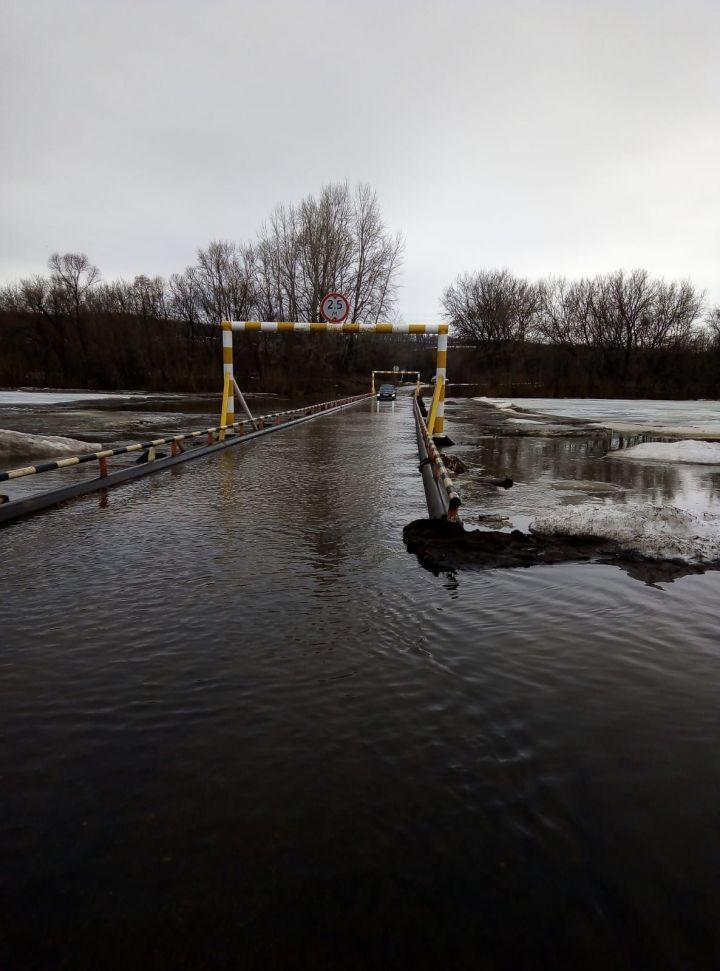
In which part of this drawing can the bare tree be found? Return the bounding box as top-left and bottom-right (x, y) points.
(254, 182), (403, 324)
(168, 268), (203, 339)
(47, 252), (100, 320)
(349, 183), (404, 323)
(705, 305), (720, 350)
(536, 277), (595, 347)
(442, 269), (541, 346)
(639, 279), (705, 349)
(254, 203), (302, 320)
(193, 241), (255, 323)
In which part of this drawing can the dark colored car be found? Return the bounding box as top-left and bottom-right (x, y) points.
(377, 384), (397, 401)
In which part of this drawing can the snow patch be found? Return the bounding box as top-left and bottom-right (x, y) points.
(531, 502), (720, 564)
(611, 440), (720, 465)
(473, 396), (515, 410)
(0, 429), (98, 466)
(0, 391), (136, 406)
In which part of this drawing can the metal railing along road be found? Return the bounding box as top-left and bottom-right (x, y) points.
(412, 395), (461, 522)
(0, 394), (371, 485)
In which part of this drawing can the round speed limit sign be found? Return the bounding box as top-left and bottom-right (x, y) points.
(320, 292), (350, 323)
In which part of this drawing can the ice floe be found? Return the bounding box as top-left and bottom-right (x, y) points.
(473, 397), (515, 410)
(0, 429), (98, 465)
(531, 502), (720, 563)
(0, 391), (135, 406)
(612, 440), (720, 465)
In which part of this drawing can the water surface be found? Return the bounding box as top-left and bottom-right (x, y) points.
(1, 396), (719, 969)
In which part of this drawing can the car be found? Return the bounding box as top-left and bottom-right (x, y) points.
(376, 384), (397, 401)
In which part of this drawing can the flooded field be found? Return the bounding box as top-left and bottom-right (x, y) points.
(0, 391), (281, 500)
(2, 392), (720, 969)
(445, 398), (720, 528)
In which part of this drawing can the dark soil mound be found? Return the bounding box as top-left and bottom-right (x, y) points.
(402, 518), (716, 585)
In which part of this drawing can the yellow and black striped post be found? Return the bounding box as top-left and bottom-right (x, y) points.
(435, 330), (448, 434)
(221, 320), (235, 426)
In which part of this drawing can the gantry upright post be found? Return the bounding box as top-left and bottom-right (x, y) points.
(435, 328), (448, 433)
(221, 321), (235, 425)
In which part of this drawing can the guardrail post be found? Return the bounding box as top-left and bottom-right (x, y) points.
(98, 457), (108, 477)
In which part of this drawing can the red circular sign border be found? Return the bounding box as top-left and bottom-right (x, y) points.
(320, 292), (350, 324)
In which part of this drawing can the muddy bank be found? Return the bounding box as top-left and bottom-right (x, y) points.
(403, 519), (719, 584)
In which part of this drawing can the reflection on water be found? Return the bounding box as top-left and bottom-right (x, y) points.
(1, 396), (720, 969)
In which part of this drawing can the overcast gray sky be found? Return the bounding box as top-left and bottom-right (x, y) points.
(2, 0), (718, 320)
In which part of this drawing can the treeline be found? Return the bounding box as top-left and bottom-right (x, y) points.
(2, 180), (719, 398)
(0, 183), (413, 393)
(443, 269), (720, 397)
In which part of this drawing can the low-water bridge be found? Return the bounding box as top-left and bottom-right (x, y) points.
(0, 320), (459, 526)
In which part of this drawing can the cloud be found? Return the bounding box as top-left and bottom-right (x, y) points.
(2, 0), (719, 316)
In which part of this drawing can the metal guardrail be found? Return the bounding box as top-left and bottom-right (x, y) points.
(412, 395), (461, 522)
(0, 393), (371, 484)
(1, 391), (459, 527)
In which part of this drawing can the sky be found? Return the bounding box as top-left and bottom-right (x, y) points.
(1, 0), (719, 322)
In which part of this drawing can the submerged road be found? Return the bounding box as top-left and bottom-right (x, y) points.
(2, 396), (720, 969)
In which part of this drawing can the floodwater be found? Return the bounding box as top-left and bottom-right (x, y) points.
(1, 395), (720, 969)
(446, 398), (720, 526)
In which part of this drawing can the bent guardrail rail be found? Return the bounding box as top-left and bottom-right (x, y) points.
(412, 395), (461, 522)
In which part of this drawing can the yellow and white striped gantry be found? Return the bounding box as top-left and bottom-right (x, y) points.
(221, 320), (449, 432)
